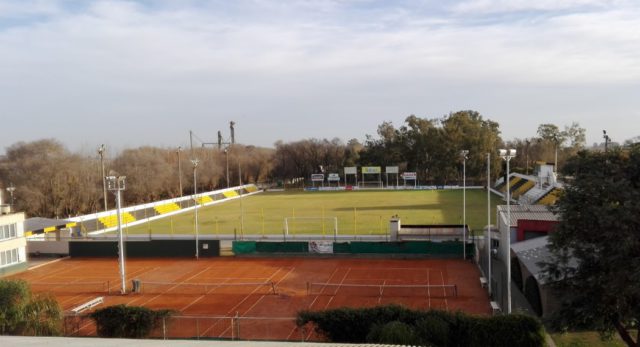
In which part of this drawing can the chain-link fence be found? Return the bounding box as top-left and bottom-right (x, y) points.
(64, 314), (307, 341)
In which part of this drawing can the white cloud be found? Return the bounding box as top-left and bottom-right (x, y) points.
(0, 0), (638, 150)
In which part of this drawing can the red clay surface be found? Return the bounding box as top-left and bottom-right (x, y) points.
(11, 257), (491, 341)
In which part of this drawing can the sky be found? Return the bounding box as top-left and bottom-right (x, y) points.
(0, 0), (639, 155)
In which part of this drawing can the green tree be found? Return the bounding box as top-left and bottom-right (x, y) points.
(0, 280), (62, 336)
(543, 148), (640, 347)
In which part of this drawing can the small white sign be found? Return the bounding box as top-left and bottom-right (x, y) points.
(309, 241), (334, 254)
(386, 166), (399, 174)
(328, 173), (340, 181)
(362, 166), (381, 174)
(311, 174), (325, 182)
(344, 167), (357, 175)
(402, 172), (417, 179)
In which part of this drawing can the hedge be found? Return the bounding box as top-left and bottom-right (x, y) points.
(90, 305), (173, 338)
(297, 305), (545, 347)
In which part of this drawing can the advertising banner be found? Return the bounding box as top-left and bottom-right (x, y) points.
(386, 166), (399, 174)
(362, 166), (382, 174)
(311, 174), (325, 182)
(402, 172), (417, 180)
(328, 173), (340, 181)
(309, 241), (334, 254)
(344, 167), (357, 175)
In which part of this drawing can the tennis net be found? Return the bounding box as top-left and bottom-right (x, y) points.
(307, 282), (457, 298)
(137, 281), (277, 295)
(30, 281), (112, 294)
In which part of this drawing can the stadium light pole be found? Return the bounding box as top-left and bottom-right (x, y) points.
(106, 175), (127, 294)
(177, 146), (183, 197)
(461, 150), (469, 260)
(224, 148), (230, 188)
(6, 184), (16, 212)
(192, 159), (200, 259)
(499, 148), (516, 314)
(487, 153), (492, 297)
(98, 144), (108, 212)
(603, 130), (610, 153)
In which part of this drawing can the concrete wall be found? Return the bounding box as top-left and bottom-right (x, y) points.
(28, 240), (70, 255)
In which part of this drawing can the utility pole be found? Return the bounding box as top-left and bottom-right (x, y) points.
(98, 145), (108, 212)
(177, 146), (183, 197)
(106, 175), (127, 294)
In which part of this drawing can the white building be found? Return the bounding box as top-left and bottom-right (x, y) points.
(0, 211), (27, 276)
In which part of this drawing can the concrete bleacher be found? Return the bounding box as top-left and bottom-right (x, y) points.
(519, 185), (548, 205)
(222, 190), (238, 198)
(537, 188), (562, 205)
(98, 213), (136, 228)
(154, 203), (181, 215)
(511, 179), (535, 199)
(196, 196), (214, 204)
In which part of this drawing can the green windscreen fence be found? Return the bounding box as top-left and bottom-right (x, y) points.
(255, 242), (308, 253)
(232, 240), (474, 257)
(233, 241), (257, 254)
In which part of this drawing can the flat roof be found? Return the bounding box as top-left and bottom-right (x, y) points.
(497, 205), (558, 227)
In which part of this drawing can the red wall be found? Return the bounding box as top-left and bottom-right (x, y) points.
(516, 219), (558, 241)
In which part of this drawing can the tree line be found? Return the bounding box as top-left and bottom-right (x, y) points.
(0, 110), (592, 217)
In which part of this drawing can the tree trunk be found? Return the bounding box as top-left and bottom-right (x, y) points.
(613, 320), (636, 347)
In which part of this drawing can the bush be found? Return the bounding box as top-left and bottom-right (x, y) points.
(0, 279), (62, 336)
(367, 321), (420, 345)
(90, 305), (173, 338)
(297, 305), (545, 347)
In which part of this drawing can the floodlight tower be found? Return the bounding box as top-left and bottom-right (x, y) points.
(499, 148), (516, 314)
(486, 153), (492, 297)
(177, 147), (183, 197)
(6, 184), (16, 212)
(460, 150), (469, 260)
(98, 145), (108, 212)
(106, 175), (127, 294)
(603, 130), (611, 153)
(192, 159), (200, 259)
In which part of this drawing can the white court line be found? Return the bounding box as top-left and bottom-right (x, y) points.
(440, 271), (449, 311)
(427, 268), (431, 309)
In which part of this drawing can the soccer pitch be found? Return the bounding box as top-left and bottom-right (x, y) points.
(123, 189), (503, 236)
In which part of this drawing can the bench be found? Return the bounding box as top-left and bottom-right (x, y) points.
(479, 277), (487, 288)
(490, 301), (501, 315)
(71, 297), (104, 315)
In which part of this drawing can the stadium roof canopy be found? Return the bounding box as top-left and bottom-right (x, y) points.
(24, 217), (76, 237)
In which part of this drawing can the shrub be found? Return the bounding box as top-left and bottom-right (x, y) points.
(90, 305), (173, 338)
(0, 279), (62, 336)
(367, 320), (420, 345)
(297, 305), (545, 347)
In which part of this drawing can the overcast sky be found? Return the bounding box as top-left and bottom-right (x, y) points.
(1, 0), (638, 154)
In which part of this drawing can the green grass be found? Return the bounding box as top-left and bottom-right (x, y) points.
(123, 189), (502, 236)
(552, 331), (635, 347)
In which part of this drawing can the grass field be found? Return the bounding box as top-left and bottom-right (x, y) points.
(552, 331), (635, 347)
(123, 189), (502, 236)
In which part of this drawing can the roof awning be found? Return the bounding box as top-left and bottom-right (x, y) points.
(24, 217), (76, 237)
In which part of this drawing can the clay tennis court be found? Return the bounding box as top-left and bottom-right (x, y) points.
(12, 257), (490, 341)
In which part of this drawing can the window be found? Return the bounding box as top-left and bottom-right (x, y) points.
(0, 223), (18, 241)
(0, 248), (21, 268)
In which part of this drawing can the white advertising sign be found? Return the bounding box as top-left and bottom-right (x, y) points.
(308, 241), (334, 254)
(362, 166), (381, 174)
(344, 167), (357, 175)
(402, 172), (417, 179)
(386, 166), (399, 174)
(311, 174), (325, 182)
(328, 173), (340, 181)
